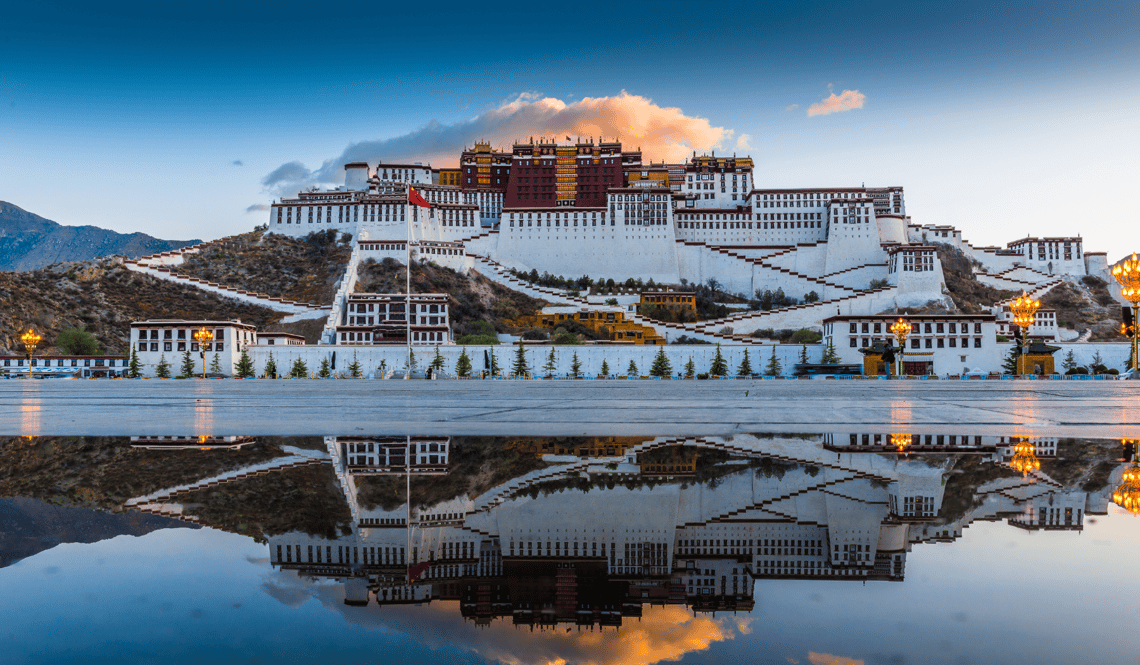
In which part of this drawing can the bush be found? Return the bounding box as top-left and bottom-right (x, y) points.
(55, 327), (101, 355)
(869, 278), (890, 289)
(466, 320), (497, 337)
(455, 334), (499, 345)
(1067, 367), (1089, 375)
(696, 373), (710, 380)
(521, 328), (548, 341)
(551, 332), (580, 345)
(789, 329), (821, 344)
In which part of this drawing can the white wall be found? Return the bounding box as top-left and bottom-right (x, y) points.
(246, 343), (820, 378)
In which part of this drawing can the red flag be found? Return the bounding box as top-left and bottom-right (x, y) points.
(408, 186), (430, 208)
(408, 561), (431, 582)
(566, 135), (572, 142)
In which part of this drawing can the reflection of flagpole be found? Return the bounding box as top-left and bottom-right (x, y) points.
(406, 434), (411, 581)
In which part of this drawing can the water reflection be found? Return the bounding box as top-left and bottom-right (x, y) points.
(0, 432), (1135, 665)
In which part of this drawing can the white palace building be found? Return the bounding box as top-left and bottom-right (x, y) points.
(267, 142), (1109, 334)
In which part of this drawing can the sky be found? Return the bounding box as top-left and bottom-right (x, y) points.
(1, 0), (1138, 259)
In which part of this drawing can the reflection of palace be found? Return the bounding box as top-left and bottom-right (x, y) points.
(129, 435), (257, 450)
(260, 434), (1116, 627)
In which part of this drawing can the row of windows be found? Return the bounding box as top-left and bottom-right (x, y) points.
(851, 337), (983, 349)
(4, 358), (118, 367)
(137, 328), (227, 340)
(851, 322), (983, 334)
(139, 342), (225, 353)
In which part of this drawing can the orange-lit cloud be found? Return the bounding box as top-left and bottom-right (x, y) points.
(807, 652), (865, 665)
(263, 92), (736, 195)
(807, 90), (866, 117)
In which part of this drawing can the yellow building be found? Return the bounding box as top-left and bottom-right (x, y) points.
(507, 436), (646, 459)
(436, 168), (462, 187)
(511, 307), (665, 345)
(638, 291), (697, 319)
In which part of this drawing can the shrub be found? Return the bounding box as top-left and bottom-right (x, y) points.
(455, 334), (500, 345)
(56, 327), (101, 355)
(789, 329), (821, 344)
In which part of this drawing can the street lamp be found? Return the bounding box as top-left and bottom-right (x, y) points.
(192, 327), (213, 379)
(888, 318), (911, 377)
(20, 328), (41, 379)
(1112, 463), (1140, 516)
(1112, 253), (1140, 373)
(1009, 292), (1040, 374)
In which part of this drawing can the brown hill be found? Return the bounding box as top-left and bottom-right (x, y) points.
(0, 257), (286, 355)
(176, 228), (352, 304)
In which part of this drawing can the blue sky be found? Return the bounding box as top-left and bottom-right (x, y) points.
(1, 1), (1138, 257)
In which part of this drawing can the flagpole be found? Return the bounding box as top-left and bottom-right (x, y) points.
(406, 183), (411, 380)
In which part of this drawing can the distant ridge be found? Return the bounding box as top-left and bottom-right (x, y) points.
(0, 201), (200, 271)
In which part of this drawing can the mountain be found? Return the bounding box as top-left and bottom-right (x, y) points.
(0, 201), (200, 271)
(0, 497), (194, 568)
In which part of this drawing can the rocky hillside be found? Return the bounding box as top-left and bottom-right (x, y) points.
(1040, 277), (1123, 341)
(356, 258), (548, 335)
(0, 257), (288, 355)
(176, 229), (352, 304)
(0, 201), (199, 271)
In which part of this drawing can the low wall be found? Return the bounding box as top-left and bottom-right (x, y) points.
(246, 343), (822, 378)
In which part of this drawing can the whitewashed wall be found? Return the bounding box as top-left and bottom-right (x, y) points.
(246, 343), (820, 378)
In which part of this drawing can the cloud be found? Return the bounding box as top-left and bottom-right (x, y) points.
(735, 134), (752, 150)
(244, 203), (270, 213)
(261, 92), (735, 195)
(785, 104), (800, 112)
(807, 90), (866, 117)
(808, 653), (865, 665)
(232, 160), (244, 166)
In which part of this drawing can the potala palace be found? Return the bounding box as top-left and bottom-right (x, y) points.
(265, 140), (1110, 336)
(104, 138), (1126, 379)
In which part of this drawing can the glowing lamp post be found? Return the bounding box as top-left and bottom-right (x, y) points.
(1009, 292), (1040, 374)
(20, 328), (41, 379)
(1009, 439), (1040, 477)
(1112, 463), (1140, 516)
(193, 327), (213, 379)
(1112, 253), (1140, 373)
(891, 433), (911, 454)
(888, 318), (911, 377)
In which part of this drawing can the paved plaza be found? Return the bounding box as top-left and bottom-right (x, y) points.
(3, 379), (1139, 437)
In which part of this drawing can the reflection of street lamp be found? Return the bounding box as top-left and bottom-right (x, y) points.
(891, 433), (911, 454)
(192, 327), (213, 379)
(1009, 292), (1040, 373)
(1112, 464), (1140, 516)
(888, 318), (911, 377)
(1010, 439), (1040, 477)
(1112, 253), (1140, 373)
(20, 328), (41, 379)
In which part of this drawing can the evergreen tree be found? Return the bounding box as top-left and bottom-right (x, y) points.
(764, 346), (782, 376)
(1002, 345), (1019, 375)
(1062, 349), (1077, 373)
(684, 356), (696, 379)
(235, 349), (255, 378)
(155, 353), (171, 379)
(209, 353), (222, 376)
(627, 359), (639, 377)
(709, 344), (728, 377)
(455, 348), (472, 378)
(179, 349), (195, 378)
(431, 346), (446, 372)
(264, 351), (278, 379)
(377, 359), (388, 379)
(821, 339), (840, 364)
(542, 347), (558, 378)
(319, 357), (331, 378)
(600, 358), (610, 377)
(406, 349), (417, 370)
(347, 351), (362, 378)
(570, 352), (582, 378)
(128, 348), (142, 379)
(489, 347), (500, 376)
(290, 357), (309, 379)
(512, 339), (529, 376)
(799, 344), (810, 365)
(650, 346), (672, 377)
(737, 348), (754, 377)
